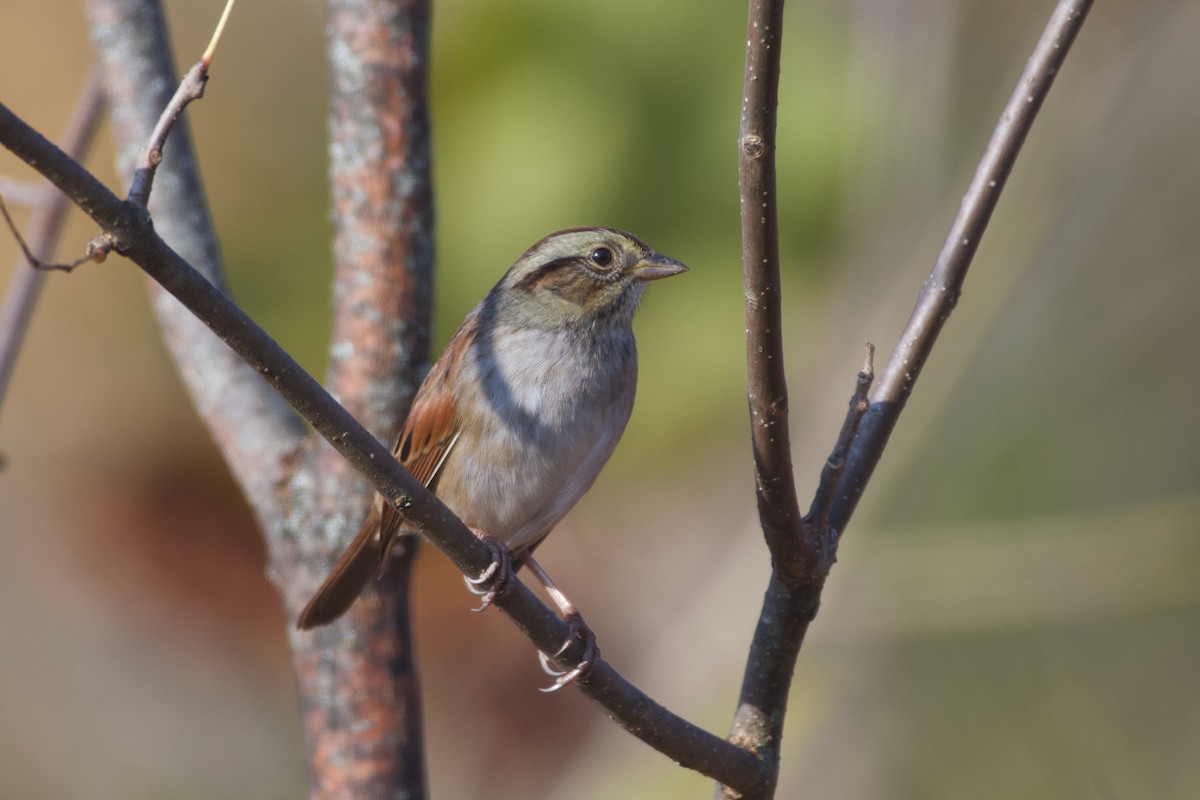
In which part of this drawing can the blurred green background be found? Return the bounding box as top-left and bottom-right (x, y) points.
(2, 1), (1199, 798)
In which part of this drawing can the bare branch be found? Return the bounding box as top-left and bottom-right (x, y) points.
(0, 101), (765, 793)
(808, 343), (874, 529)
(724, 2), (1093, 798)
(125, 0), (235, 208)
(722, 352), (873, 800)
(738, 0), (812, 583)
(0, 68), (104, 418)
(123, 60), (208, 209)
(826, 0), (1095, 536)
(725, 4), (823, 796)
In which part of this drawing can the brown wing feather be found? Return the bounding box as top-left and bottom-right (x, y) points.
(377, 316), (474, 551)
(375, 389), (460, 552)
(296, 315), (475, 630)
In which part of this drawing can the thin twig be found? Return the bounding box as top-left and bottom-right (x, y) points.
(808, 343), (874, 529)
(125, 0), (236, 208)
(0, 196), (103, 272)
(0, 68), (105, 418)
(0, 100), (766, 793)
(200, 0), (237, 67)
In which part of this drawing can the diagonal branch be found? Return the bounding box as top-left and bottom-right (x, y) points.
(826, 0), (1094, 536)
(808, 343), (874, 529)
(0, 101), (766, 793)
(0, 68), (104, 419)
(125, 0), (234, 208)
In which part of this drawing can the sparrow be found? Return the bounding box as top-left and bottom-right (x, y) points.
(297, 227), (687, 688)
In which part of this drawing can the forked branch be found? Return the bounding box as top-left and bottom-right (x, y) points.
(724, 2), (1094, 798)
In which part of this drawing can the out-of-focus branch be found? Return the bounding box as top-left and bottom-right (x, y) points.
(0, 180), (53, 207)
(279, 1), (436, 797)
(84, 0), (303, 521)
(826, 0), (1094, 536)
(0, 102), (766, 793)
(0, 68), (104, 419)
(324, 0), (433, 430)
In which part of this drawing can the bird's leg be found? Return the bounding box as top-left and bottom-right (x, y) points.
(524, 555), (599, 692)
(464, 529), (514, 612)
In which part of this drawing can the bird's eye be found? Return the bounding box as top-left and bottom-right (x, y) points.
(589, 247), (613, 267)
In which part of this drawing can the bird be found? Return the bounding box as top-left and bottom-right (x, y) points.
(297, 227), (687, 688)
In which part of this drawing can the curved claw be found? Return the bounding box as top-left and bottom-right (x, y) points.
(538, 612), (599, 692)
(463, 533), (513, 612)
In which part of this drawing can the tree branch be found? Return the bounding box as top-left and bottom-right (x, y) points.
(124, 0), (234, 210)
(724, 2), (1093, 798)
(826, 0), (1094, 536)
(808, 344), (874, 529)
(738, 0), (814, 584)
(0, 101), (766, 793)
(725, 3), (813, 795)
(0, 68), (104, 418)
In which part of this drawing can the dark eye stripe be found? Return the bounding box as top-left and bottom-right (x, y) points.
(513, 256), (578, 293)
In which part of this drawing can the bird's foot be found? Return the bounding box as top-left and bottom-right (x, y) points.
(538, 611), (599, 692)
(464, 531), (513, 612)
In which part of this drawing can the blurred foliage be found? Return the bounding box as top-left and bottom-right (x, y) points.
(2, 1), (1199, 799)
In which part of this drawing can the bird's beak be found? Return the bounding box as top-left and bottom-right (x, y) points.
(630, 252), (688, 282)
